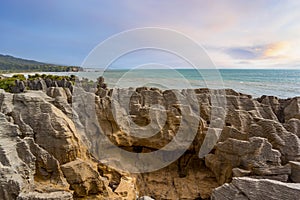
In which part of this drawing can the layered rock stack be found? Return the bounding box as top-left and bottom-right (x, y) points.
(0, 88), (137, 200)
(1, 77), (300, 199)
(11, 77), (74, 94)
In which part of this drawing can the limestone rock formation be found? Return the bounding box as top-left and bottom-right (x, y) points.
(290, 161), (300, 183)
(135, 155), (218, 199)
(1, 82), (300, 199)
(205, 137), (282, 184)
(0, 89), (137, 200)
(17, 191), (73, 200)
(61, 159), (107, 197)
(284, 98), (300, 121)
(70, 86), (300, 199)
(0, 113), (31, 200)
(211, 177), (300, 200)
(285, 118), (300, 138)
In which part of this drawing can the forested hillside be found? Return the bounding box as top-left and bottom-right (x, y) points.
(0, 54), (82, 72)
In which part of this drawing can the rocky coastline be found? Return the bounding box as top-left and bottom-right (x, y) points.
(1, 76), (300, 199)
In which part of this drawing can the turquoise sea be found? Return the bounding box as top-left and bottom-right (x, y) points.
(9, 69), (300, 98)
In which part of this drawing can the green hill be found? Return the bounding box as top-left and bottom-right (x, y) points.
(0, 54), (82, 72)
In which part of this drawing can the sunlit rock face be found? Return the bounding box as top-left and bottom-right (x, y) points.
(0, 89), (137, 200)
(1, 85), (300, 199)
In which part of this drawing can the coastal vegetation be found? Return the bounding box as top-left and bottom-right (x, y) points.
(0, 74), (76, 92)
(0, 54), (82, 73)
(27, 73), (76, 82)
(0, 74), (26, 92)
(0, 73), (104, 93)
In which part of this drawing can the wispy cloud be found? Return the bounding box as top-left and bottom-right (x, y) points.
(224, 41), (291, 60)
(225, 47), (262, 60)
(262, 41), (291, 58)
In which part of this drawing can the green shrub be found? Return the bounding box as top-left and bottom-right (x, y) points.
(12, 74), (26, 80)
(0, 74), (78, 93)
(0, 77), (19, 92)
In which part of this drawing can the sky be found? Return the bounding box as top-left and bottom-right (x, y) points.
(0, 0), (299, 69)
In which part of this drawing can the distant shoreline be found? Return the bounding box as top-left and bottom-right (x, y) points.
(1, 69), (300, 98)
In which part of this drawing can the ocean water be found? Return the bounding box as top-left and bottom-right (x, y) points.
(8, 69), (300, 98)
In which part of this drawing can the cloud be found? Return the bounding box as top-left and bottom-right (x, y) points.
(222, 41), (292, 61)
(115, 0), (300, 68)
(262, 41), (291, 58)
(225, 47), (262, 59)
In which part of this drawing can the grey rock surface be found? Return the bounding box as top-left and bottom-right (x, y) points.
(212, 177), (300, 200)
